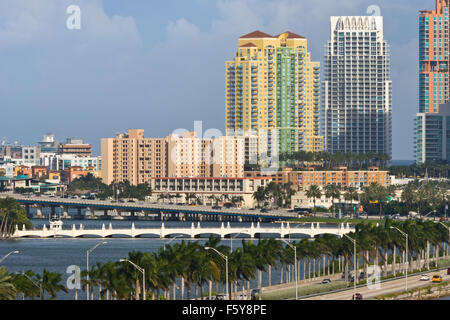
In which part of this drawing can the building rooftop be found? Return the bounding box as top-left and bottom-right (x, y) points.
(240, 30), (274, 39)
(276, 31), (305, 39)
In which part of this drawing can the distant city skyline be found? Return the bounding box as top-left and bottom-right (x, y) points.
(0, 0), (435, 160)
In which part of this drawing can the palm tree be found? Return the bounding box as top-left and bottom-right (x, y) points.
(305, 185), (322, 215)
(0, 267), (17, 300)
(11, 270), (41, 300)
(252, 186), (267, 208)
(344, 187), (359, 217)
(281, 183), (296, 208)
(324, 184), (341, 215)
(37, 269), (68, 300)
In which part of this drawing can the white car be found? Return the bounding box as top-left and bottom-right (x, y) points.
(419, 274), (430, 281)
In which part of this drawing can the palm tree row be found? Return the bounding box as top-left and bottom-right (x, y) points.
(279, 151), (390, 170)
(1, 219), (449, 300)
(252, 182), (296, 209)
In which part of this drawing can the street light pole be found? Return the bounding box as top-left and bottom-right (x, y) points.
(230, 230), (248, 253)
(16, 272), (43, 300)
(390, 226), (408, 291)
(205, 247), (229, 300)
(0, 250), (19, 264)
(86, 242), (107, 300)
(343, 234), (356, 300)
(438, 222), (449, 262)
(120, 259), (146, 300)
(164, 235), (183, 251)
(281, 239), (297, 300)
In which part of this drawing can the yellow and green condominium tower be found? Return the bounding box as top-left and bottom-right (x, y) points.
(225, 31), (322, 167)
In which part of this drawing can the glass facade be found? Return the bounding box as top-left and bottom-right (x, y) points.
(323, 16), (392, 157)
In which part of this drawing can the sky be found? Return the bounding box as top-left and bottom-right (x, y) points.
(0, 0), (434, 160)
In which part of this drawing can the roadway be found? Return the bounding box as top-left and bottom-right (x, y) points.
(0, 192), (297, 220)
(301, 269), (450, 300)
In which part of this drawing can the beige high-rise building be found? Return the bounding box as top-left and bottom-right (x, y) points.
(101, 129), (167, 185)
(102, 130), (244, 185)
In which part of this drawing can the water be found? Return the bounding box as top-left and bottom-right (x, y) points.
(1, 219), (322, 300)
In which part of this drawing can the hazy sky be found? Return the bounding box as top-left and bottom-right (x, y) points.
(0, 0), (433, 159)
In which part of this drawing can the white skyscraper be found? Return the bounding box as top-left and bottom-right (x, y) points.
(323, 16), (392, 158)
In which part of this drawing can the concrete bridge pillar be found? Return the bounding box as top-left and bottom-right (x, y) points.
(179, 213), (185, 222)
(62, 206), (70, 219)
(75, 207), (83, 219)
(25, 204), (32, 219)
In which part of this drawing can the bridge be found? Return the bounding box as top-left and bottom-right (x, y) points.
(0, 193), (297, 222)
(12, 222), (355, 239)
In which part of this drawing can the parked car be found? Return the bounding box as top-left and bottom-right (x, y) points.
(419, 274), (430, 281)
(432, 275), (442, 283)
(352, 293), (363, 300)
(260, 208), (270, 213)
(128, 199), (136, 203)
(250, 289), (261, 300)
(321, 279), (331, 284)
(215, 294), (225, 300)
(212, 205), (222, 210)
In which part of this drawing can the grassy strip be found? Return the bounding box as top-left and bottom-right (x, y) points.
(259, 281), (347, 300)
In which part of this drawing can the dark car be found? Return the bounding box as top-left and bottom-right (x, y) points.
(352, 293), (363, 300)
(260, 208), (271, 213)
(250, 289), (261, 300)
(321, 279), (331, 284)
(212, 205), (222, 210)
(118, 199), (125, 203)
(128, 199), (136, 203)
(215, 294), (225, 300)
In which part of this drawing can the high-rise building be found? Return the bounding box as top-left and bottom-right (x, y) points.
(101, 129), (168, 185)
(415, 0), (450, 164)
(225, 31), (322, 166)
(323, 16), (392, 158)
(419, 0), (450, 114)
(38, 134), (59, 153)
(59, 138), (92, 157)
(415, 102), (450, 164)
(101, 130), (245, 185)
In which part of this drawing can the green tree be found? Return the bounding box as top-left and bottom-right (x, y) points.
(0, 267), (17, 300)
(36, 269), (68, 300)
(305, 185), (322, 215)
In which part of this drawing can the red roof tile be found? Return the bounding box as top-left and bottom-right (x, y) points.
(276, 31), (305, 39)
(240, 30), (274, 39)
